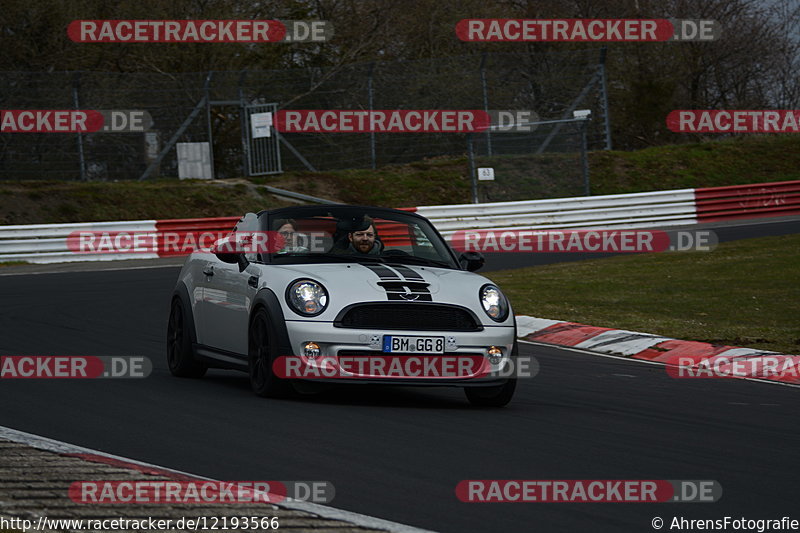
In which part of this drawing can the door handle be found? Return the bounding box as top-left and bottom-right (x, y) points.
(203, 266), (214, 276)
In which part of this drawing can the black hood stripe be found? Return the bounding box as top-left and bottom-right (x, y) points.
(362, 263), (400, 280)
(388, 263), (424, 281)
(362, 263), (432, 302)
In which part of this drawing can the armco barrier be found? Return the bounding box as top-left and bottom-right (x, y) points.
(1, 180), (798, 264)
(695, 181), (800, 222)
(0, 220), (159, 263)
(155, 216), (239, 257)
(0, 217), (240, 264)
(410, 188), (698, 240)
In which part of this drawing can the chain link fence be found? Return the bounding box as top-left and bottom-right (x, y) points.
(1, 48), (610, 199)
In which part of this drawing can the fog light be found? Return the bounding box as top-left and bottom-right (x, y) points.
(304, 342), (320, 358)
(487, 346), (503, 364)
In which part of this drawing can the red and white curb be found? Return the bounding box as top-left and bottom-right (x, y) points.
(516, 315), (800, 386)
(0, 425), (435, 533)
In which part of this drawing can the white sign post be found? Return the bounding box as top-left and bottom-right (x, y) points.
(251, 112), (273, 138)
(477, 167), (495, 181)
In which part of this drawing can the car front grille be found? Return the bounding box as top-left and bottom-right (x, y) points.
(335, 303), (482, 331)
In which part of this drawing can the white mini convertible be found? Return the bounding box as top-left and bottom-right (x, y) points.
(167, 205), (518, 406)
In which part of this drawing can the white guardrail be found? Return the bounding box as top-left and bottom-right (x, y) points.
(416, 189), (697, 238)
(0, 220), (160, 264)
(0, 189), (699, 264)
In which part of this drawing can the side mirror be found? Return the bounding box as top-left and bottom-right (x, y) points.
(459, 251), (485, 272)
(212, 237), (247, 269)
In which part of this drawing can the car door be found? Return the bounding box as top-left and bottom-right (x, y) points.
(201, 213), (261, 356)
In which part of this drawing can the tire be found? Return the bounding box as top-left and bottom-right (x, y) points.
(464, 340), (518, 407)
(248, 308), (293, 398)
(464, 378), (516, 407)
(167, 298), (207, 378)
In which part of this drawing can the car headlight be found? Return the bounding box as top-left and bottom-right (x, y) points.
(286, 279), (328, 316)
(480, 284), (508, 322)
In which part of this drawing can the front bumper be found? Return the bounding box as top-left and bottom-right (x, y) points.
(283, 319), (516, 386)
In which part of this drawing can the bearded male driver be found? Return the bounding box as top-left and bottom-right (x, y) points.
(341, 215), (382, 255)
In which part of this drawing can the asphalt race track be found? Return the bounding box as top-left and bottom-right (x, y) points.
(1, 218), (798, 533)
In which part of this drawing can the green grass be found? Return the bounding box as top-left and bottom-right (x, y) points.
(590, 135), (800, 195)
(1, 134), (799, 224)
(0, 179), (294, 225)
(0, 261), (29, 267)
(486, 234), (800, 355)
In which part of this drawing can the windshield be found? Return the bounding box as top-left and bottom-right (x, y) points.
(263, 206), (458, 269)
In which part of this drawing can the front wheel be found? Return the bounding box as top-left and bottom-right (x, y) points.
(464, 340), (518, 407)
(464, 378), (516, 407)
(248, 309), (292, 398)
(166, 298), (207, 378)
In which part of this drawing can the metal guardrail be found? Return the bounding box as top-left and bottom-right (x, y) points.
(694, 181), (800, 222)
(414, 188), (696, 218)
(0, 220), (160, 264)
(416, 189), (699, 237)
(1, 180), (798, 264)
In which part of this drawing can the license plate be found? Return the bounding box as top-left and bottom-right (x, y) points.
(382, 335), (445, 354)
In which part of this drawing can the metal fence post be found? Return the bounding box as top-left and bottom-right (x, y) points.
(205, 71), (215, 179)
(467, 133), (478, 204)
(598, 47), (612, 150)
(580, 118), (590, 195)
(368, 62), (376, 169)
(480, 52), (492, 157)
(238, 69), (249, 177)
(72, 72), (86, 181)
